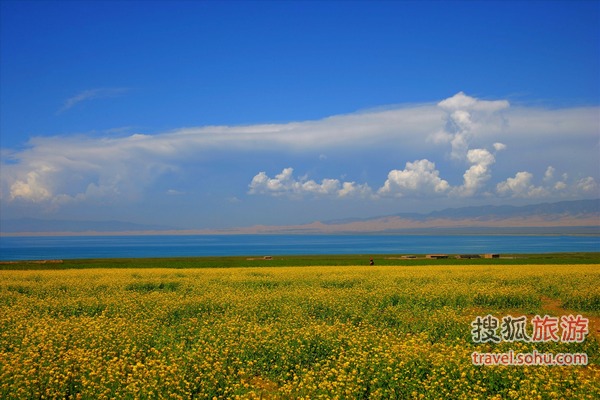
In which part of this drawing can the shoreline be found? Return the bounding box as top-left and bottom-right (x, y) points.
(2, 228), (599, 237)
(1, 252), (599, 270)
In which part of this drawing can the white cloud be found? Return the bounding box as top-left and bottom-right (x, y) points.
(575, 177), (599, 194)
(378, 159), (449, 197)
(543, 166), (555, 182)
(496, 171), (548, 198)
(434, 92), (510, 160)
(496, 170), (598, 198)
(58, 88), (129, 114)
(2, 92), (598, 210)
(437, 91), (510, 113)
(554, 181), (567, 191)
(2, 133), (175, 206)
(248, 168), (294, 196)
(248, 168), (372, 198)
(2, 99), (442, 205)
(9, 170), (52, 202)
(493, 142), (507, 152)
(451, 148), (496, 197)
(339, 181), (372, 197)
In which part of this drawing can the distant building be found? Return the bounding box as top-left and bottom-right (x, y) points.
(456, 254), (481, 259)
(484, 253), (500, 259)
(426, 254), (448, 259)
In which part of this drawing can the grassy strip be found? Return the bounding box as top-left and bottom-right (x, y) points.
(1, 252), (599, 270)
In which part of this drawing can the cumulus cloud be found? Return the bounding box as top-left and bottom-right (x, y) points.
(496, 169), (598, 198)
(543, 166), (555, 182)
(554, 181), (567, 191)
(493, 142), (507, 152)
(9, 170), (52, 202)
(438, 91), (510, 112)
(248, 168), (372, 198)
(434, 92), (510, 160)
(496, 171), (547, 198)
(452, 148), (496, 197)
(378, 159), (449, 197)
(2, 133), (176, 205)
(575, 177), (599, 193)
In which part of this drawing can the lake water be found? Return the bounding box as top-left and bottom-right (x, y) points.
(0, 234), (599, 261)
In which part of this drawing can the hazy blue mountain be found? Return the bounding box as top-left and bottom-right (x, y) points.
(325, 199), (599, 224)
(416, 199), (599, 220)
(1, 199), (597, 234)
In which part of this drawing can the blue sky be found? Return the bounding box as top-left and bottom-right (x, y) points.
(1, 0), (599, 230)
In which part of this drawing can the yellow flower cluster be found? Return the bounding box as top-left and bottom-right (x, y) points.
(0, 264), (598, 398)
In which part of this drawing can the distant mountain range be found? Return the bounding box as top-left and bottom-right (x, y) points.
(326, 199), (600, 224)
(231, 199), (599, 235)
(1, 199), (598, 236)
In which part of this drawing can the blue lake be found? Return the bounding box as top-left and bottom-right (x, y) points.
(0, 234), (599, 261)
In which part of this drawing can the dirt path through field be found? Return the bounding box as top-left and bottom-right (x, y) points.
(540, 296), (599, 340)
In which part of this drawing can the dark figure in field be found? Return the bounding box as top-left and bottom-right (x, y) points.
(369, 258), (374, 266)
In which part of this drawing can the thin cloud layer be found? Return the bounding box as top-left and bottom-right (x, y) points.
(57, 88), (129, 114)
(2, 93), (598, 212)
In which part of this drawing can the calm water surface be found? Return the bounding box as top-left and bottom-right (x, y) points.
(1, 234), (599, 261)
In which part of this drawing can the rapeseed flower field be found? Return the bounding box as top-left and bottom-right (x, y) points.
(0, 264), (598, 399)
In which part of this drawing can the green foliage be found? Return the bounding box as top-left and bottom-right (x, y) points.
(563, 293), (600, 312)
(1, 252), (599, 270)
